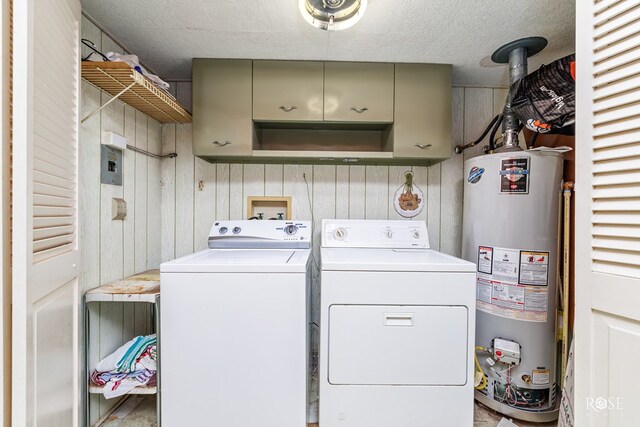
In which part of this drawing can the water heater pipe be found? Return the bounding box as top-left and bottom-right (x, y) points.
(561, 181), (574, 385)
(491, 37), (548, 152)
(501, 47), (528, 150)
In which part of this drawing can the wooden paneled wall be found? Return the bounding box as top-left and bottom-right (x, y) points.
(80, 18), (159, 423)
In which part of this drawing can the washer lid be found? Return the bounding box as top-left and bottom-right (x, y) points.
(161, 249), (311, 273)
(321, 248), (476, 272)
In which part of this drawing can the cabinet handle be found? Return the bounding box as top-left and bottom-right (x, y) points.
(414, 144), (432, 150)
(350, 107), (369, 114)
(212, 140), (232, 147)
(279, 106), (298, 112)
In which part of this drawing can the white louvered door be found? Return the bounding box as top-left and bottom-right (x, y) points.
(576, 0), (640, 426)
(12, 0), (81, 425)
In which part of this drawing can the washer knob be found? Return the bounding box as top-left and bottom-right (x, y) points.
(413, 230), (421, 239)
(384, 229), (393, 238)
(232, 227), (241, 234)
(219, 227), (228, 234)
(333, 227), (347, 240)
(284, 225), (298, 235)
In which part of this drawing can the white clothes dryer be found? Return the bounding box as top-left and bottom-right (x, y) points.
(319, 220), (476, 427)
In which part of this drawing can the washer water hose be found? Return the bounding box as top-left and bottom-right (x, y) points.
(487, 114), (504, 153)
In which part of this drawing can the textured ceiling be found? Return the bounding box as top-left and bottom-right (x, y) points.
(81, 0), (576, 87)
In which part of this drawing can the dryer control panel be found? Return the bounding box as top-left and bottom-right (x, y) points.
(322, 220), (429, 248)
(209, 220), (312, 249)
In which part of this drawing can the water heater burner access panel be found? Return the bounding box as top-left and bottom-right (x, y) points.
(322, 219), (429, 248)
(208, 220), (311, 249)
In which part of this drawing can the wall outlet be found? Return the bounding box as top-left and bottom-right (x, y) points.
(112, 198), (127, 220)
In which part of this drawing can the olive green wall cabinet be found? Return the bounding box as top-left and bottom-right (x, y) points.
(253, 61), (324, 122)
(324, 62), (394, 123)
(193, 59), (452, 165)
(392, 63), (452, 160)
(192, 59), (253, 157)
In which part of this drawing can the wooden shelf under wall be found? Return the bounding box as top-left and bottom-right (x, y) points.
(81, 61), (192, 123)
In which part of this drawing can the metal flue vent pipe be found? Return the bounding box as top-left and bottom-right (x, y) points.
(491, 37), (547, 152)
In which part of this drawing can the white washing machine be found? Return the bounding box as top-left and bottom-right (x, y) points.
(161, 220), (312, 427)
(320, 220), (477, 427)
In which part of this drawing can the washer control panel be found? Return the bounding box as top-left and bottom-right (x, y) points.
(322, 220), (429, 248)
(209, 220), (311, 249)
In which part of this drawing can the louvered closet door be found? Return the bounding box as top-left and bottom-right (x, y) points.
(12, 0), (81, 425)
(576, 1), (640, 426)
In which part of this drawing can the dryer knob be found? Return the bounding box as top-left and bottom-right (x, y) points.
(232, 227), (241, 234)
(333, 228), (347, 240)
(385, 229), (393, 238)
(219, 227), (228, 234)
(412, 230), (421, 239)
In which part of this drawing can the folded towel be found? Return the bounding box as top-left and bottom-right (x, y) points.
(95, 334), (156, 373)
(92, 334), (157, 399)
(105, 52), (170, 91)
(116, 334), (157, 373)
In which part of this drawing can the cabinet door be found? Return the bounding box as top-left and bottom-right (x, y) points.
(324, 62), (394, 123)
(393, 64), (452, 159)
(192, 59), (253, 156)
(253, 61), (324, 122)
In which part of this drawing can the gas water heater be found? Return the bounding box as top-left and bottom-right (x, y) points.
(462, 151), (562, 422)
(461, 37), (574, 423)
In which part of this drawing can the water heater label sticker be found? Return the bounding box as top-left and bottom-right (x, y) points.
(532, 369), (550, 385)
(499, 158), (530, 194)
(524, 286), (548, 313)
(491, 247), (520, 284)
(519, 251), (549, 286)
(476, 245), (549, 322)
(491, 283), (525, 309)
(468, 166), (485, 184)
(476, 277), (492, 303)
(477, 246), (493, 274)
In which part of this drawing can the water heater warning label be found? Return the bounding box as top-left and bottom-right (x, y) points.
(476, 245), (549, 322)
(519, 251), (550, 285)
(477, 246), (493, 274)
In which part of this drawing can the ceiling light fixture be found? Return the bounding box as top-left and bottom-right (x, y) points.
(299, 0), (367, 31)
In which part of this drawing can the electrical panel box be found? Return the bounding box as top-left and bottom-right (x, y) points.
(101, 145), (122, 186)
(492, 338), (521, 365)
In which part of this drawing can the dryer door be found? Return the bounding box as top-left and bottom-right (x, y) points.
(328, 305), (468, 385)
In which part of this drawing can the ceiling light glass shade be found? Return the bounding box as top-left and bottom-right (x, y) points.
(299, 0), (367, 31)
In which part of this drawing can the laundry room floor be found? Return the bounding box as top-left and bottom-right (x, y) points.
(473, 402), (558, 426)
(100, 397), (558, 427)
